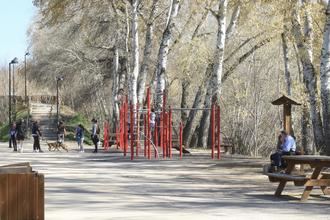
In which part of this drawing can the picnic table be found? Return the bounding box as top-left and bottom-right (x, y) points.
(266, 155), (330, 201)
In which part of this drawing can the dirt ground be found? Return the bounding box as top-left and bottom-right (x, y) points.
(0, 141), (329, 220)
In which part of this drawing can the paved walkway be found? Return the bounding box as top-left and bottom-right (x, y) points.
(0, 141), (329, 220)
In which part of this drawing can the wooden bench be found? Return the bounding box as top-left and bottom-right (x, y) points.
(221, 136), (234, 154)
(265, 172), (310, 186)
(320, 171), (330, 195)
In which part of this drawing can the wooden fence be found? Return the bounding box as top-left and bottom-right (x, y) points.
(0, 163), (44, 220)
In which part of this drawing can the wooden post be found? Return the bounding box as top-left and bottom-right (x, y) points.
(283, 104), (292, 135)
(271, 95), (301, 136)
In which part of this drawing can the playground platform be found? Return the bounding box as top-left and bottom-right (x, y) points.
(0, 141), (329, 220)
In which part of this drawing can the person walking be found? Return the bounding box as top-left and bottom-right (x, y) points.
(9, 123), (17, 151)
(57, 121), (66, 143)
(91, 119), (100, 153)
(16, 119), (25, 153)
(32, 121), (43, 153)
(76, 124), (85, 152)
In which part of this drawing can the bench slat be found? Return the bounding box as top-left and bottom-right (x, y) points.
(266, 173), (309, 182)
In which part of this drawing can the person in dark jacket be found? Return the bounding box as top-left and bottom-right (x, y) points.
(32, 121), (43, 153)
(16, 119), (25, 153)
(9, 123), (17, 151)
(75, 124), (85, 152)
(57, 121), (66, 143)
(91, 119), (100, 153)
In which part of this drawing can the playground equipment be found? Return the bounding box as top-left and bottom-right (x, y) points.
(102, 87), (222, 160)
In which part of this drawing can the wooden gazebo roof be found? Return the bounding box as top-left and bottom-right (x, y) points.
(271, 95), (301, 106)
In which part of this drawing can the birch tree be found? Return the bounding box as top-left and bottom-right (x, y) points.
(211, 0), (228, 104)
(130, 0), (140, 106)
(137, 0), (159, 105)
(320, 0), (330, 153)
(291, 1), (325, 150)
(155, 0), (181, 110)
(281, 27), (292, 95)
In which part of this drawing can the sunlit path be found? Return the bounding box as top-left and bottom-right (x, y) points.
(0, 142), (329, 220)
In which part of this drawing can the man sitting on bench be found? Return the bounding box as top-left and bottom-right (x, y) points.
(269, 130), (296, 172)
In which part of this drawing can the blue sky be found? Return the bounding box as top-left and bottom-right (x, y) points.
(0, 0), (36, 64)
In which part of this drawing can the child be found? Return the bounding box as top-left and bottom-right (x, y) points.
(76, 124), (85, 152)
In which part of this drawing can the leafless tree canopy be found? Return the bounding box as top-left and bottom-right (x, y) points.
(1, 0), (329, 156)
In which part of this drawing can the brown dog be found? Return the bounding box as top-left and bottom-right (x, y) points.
(47, 141), (69, 152)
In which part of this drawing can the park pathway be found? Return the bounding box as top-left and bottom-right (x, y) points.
(30, 103), (57, 140)
(0, 142), (329, 220)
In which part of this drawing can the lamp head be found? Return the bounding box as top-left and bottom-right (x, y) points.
(10, 57), (18, 64)
(56, 76), (64, 81)
(25, 52), (30, 56)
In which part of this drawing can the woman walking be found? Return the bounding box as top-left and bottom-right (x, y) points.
(16, 119), (25, 153)
(9, 123), (17, 151)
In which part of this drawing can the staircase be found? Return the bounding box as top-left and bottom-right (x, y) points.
(30, 103), (58, 141)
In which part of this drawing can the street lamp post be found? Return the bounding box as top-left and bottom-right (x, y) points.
(24, 52), (30, 104)
(24, 52), (30, 137)
(12, 62), (17, 122)
(56, 76), (64, 141)
(8, 57), (18, 148)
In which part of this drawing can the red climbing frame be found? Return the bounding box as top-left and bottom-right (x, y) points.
(106, 88), (221, 161)
(103, 120), (110, 151)
(210, 103), (221, 160)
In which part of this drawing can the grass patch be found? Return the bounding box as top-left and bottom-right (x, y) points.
(64, 113), (93, 145)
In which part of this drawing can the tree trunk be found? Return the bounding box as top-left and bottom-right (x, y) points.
(137, 0), (159, 104)
(291, 3), (324, 150)
(198, 80), (213, 148)
(130, 0), (139, 106)
(119, 57), (127, 93)
(226, 3), (240, 39)
(211, 0), (228, 104)
(301, 102), (314, 154)
(125, 3), (131, 95)
(303, 1), (314, 62)
(182, 85), (204, 146)
(320, 0), (330, 154)
(180, 81), (190, 124)
(155, 0), (181, 111)
(281, 27), (292, 96)
(112, 47), (120, 130)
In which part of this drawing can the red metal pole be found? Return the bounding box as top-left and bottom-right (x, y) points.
(164, 112), (168, 158)
(136, 103), (140, 157)
(103, 121), (109, 151)
(169, 107), (172, 159)
(155, 120), (158, 148)
(217, 105), (221, 160)
(124, 100), (128, 157)
(162, 91), (166, 158)
(130, 104), (134, 160)
(179, 122), (183, 159)
(147, 88), (151, 160)
(119, 107), (122, 149)
(161, 109), (164, 158)
(120, 106), (124, 149)
(144, 115), (147, 157)
(211, 104), (215, 159)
